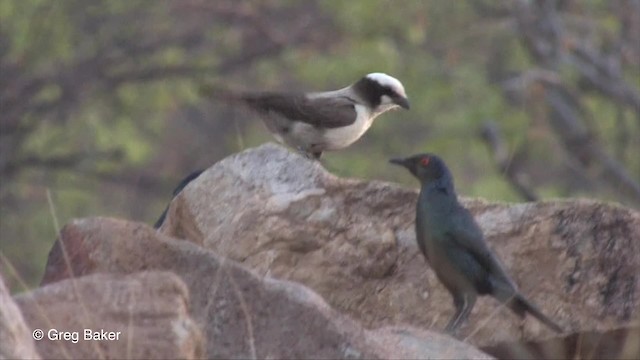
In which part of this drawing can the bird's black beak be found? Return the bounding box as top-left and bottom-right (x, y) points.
(394, 96), (410, 110)
(389, 157), (410, 168)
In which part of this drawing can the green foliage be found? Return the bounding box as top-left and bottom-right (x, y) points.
(1, 0), (638, 291)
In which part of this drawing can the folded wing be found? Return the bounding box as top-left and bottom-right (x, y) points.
(239, 92), (358, 129)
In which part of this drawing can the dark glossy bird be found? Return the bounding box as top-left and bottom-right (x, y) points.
(390, 153), (562, 334)
(202, 73), (410, 159)
(154, 169), (204, 229)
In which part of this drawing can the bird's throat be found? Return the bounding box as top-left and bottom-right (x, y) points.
(419, 181), (457, 214)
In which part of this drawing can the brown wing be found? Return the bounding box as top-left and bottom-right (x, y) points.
(239, 92), (358, 129)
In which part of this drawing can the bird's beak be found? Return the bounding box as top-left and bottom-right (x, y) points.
(389, 157), (410, 168)
(394, 96), (410, 110)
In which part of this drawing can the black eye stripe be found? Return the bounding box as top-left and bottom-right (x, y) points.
(353, 77), (401, 107)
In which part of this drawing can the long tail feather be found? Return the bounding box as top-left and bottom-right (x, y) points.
(511, 294), (563, 333)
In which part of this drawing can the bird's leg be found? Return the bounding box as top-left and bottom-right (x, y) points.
(445, 293), (476, 335)
(518, 317), (525, 338)
(444, 296), (465, 335)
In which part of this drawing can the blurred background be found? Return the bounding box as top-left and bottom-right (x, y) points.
(1, 0), (639, 291)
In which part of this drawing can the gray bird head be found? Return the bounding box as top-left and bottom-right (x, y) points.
(389, 153), (453, 185)
(352, 73), (410, 112)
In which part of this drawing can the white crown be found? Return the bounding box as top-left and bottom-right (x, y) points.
(366, 73), (406, 97)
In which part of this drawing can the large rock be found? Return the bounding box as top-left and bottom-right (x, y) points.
(0, 274), (41, 359)
(41, 217), (491, 359)
(482, 325), (640, 359)
(159, 143), (640, 346)
(16, 271), (203, 359)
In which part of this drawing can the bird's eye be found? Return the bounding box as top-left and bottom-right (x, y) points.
(420, 157), (430, 166)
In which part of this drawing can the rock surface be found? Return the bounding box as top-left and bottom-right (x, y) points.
(0, 274), (41, 360)
(29, 143), (640, 358)
(159, 143), (640, 346)
(482, 325), (640, 359)
(40, 217), (491, 359)
(16, 271), (203, 359)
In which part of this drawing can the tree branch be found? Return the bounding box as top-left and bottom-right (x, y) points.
(479, 121), (539, 202)
(501, 0), (640, 205)
(0, 150), (124, 179)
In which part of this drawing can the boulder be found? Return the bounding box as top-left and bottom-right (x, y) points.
(0, 274), (41, 359)
(159, 143), (640, 346)
(40, 217), (491, 359)
(482, 325), (640, 359)
(16, 271), (203, 359)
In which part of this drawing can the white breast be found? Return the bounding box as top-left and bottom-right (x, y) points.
(322, 104), (374, 150)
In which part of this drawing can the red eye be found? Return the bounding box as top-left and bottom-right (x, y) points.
(420, 157), (430, 166)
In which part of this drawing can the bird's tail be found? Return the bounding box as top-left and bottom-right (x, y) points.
(492, 280), (563, 333)
(153, 170), (205, 229)
(199, 81), (274, 113)
(198, 81), (245, 103)
(509, 293), (563, 333)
